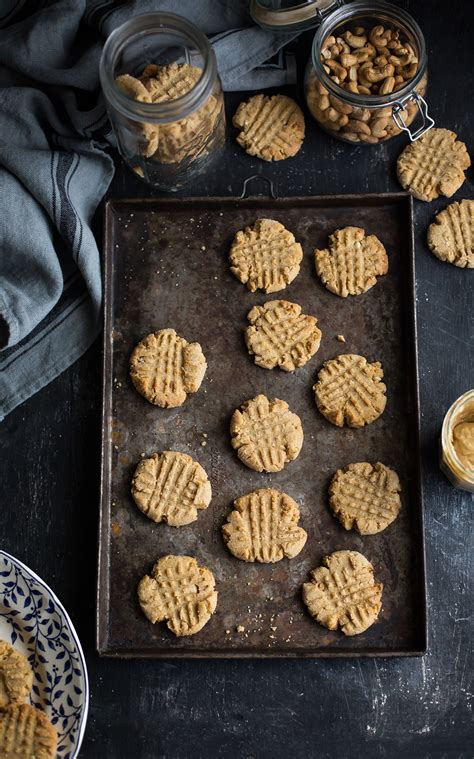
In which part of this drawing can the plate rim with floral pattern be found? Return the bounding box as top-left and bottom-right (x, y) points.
(0, 550), (89, 758)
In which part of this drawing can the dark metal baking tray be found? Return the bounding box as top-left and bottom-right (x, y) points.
(98, 189), (426, 657)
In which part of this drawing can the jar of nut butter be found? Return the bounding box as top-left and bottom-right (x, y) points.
(251, 0), (433, 145)
(100, 13), (225, 190)
(440, 390), (474, 493)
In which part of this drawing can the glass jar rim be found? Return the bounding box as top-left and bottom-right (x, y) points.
(99, 12), (217, 124)
(441, 389), (474, 483)
(311, 0), (427, 109)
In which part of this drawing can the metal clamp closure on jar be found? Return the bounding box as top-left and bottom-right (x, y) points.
(306, 0), (434, 143)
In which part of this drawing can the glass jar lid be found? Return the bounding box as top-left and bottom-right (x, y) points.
(250, 0), (343, 32)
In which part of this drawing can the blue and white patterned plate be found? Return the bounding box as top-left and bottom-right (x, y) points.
(0, 551), (88, 758)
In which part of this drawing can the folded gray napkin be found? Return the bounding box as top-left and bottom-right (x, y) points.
(0, 0), (298, 420)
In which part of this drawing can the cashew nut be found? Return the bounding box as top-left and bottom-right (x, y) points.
(370, 117), (390, 138)
(378, 76), (396, 95)
(343, 30), (368, 48)
(369, 25), (389, 49)
(326, 59), (348, 81)
(329, 94), (353, 115)
(343, 118), (371, 135)
(340, 53), (358, 68)
(364, 64), (395, 83)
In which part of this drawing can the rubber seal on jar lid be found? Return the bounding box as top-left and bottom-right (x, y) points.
(250, 0), (343, 33)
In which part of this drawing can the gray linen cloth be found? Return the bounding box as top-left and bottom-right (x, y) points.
(0, 0), (297, 420)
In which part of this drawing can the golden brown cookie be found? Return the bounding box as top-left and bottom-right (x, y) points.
(427, 199), (474, 268)
(138, 555), (218, 636)
(230, 219), (303, 293)
(329, 462), (401, 535)
(245, 300), (322, 371)
(222, 488), (307, 563)
(314, 226), (388, 297)
(230, 394), (303, 473)
(140, 63), (219, 164)
(0, 704), (58, 759)
(397, 128), (471, 202)
(114, 74), (158, 157)
(131, 451), (212, 526)
(129, 329), (207, 408)
(302, 550), (383, 636)
(0, 641), (32, 708)
(313, 354), (387, 428)
(232, 94), (305, 161)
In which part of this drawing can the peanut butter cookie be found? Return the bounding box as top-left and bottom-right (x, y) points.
(131, 451), (211, 526)
(245, 300), (322, 371)
(397, 128), (471, 202)
(230, 394), (303, 473)
(138, 555), (218, 636)
(222, 488), (307, 563)
(303, 550), (383, 636)
(233, 94), (305, 161)
(230, 219), (303, 293)
(329, 462), (401, 535)
(314, 226), (388, 297)
(0, 641), (32, 708)
(427, 199), (474, 268)
(0, 704), (57, 759)
(114, 74), (158, 157)
(313, 354), (387, 428)
(130, 329), (207, 408)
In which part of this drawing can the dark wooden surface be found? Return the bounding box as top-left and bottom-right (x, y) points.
(1, 1), (472, 756)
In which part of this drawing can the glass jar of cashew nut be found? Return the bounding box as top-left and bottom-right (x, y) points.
(100, 13), (225, 190)
(305, 1), (433, 145)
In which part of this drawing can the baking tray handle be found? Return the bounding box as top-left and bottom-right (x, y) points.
(240, 174), (277, 199)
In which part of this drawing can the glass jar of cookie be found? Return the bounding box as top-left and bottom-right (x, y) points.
(100, 13), (225, 190)
(304, 1), (433, 145)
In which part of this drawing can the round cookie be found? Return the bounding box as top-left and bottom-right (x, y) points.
(230, 394), (303, 473)
(114, 74), (158, 157)
(329, 462), (401, 535)
(397, 128), (471, 202)
(222, 488), (307, 563)
(0, 704), (58, 759)
(232, 93), (305, 161)
(302, 550), (383, 636)
(129, 328), (207, 408)
(0, 641), (32, 708)
(427, 199), (474, 268)
(245, 300), (322, 371)
(313, 353), (387, 428)
(314, 226), (388, 297)
(138, 555), (218, 636)
(131, 451), (212, 527)
(139, 63), (218, 164)
(230, 218), (303, 293)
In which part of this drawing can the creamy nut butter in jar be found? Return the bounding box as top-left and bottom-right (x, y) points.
(251, 0), (433, 144)
(100, 13), (225, 190)
(440, 390), (474, 493)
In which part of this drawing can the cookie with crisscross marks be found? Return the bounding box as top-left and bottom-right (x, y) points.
(427, 199), (474, 268)
(0, 704), (57, 759)
(245, 300), (322, 371)
(222, 488), (307, 563)
(140, 63), (202, 101)
(130, 329), (207, 408)
(233, 94), (305, 161)
(303, 550), (383, 636)
(313, 354), (386, 428)
(314, 227), (388, 298)
(397, 128), (470, 202)
(230, 395), (303, 472)
(230, 219), (303, 293)
(138, 555), (218, 636)
(131, 451), (212, 527)
(329, 462), (401, 535)
(0, 641), (32, 708)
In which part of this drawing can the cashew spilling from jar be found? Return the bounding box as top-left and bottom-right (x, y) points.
(305, 22), (426, 144)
